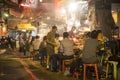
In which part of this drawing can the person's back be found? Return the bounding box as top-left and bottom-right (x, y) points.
(60, 38), (74, 56)
(39, 36), (47, 64)
(59, 32), (74, 74)
(82, 30), (99, 63)
(33, 36), (41, 51)
(82, 38), (99, 63)
(39, 36), (47, 53)
(60, 32), (74, 56)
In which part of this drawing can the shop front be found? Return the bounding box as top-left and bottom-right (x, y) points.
(17, 23), (35, 30)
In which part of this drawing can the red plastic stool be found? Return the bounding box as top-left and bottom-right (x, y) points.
(83, 64), (99, 80)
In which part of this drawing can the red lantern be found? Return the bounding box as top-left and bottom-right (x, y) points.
(2, 27), (7, 35)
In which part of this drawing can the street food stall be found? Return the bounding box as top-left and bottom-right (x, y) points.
(17, 23), (35, 30)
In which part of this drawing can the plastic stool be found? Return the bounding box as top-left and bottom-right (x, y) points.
(106, 61), (118, 80)
(62, 59), (74, 73)
(73, 65), (83, 80)
(73, 71), (79, 80)
(83, 64), (99, 80)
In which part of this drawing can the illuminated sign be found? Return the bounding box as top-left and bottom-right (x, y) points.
(30, 0), (35, 3)
(30, 0), (38, 8)
(20, 0), (38, 8)
(20, 3), (30, 7)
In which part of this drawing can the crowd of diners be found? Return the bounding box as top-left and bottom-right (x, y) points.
(4, 25), (120, 79)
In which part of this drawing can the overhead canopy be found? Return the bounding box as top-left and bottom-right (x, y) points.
(0, 0), (23, 12)
(17, 23), (35, 30)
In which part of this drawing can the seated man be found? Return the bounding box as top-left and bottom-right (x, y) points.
(81, 30), (105, 77)
(60, 32), (75, 59)
(70, 30), (104, 77)
(59, 32), (75, 74)
(82, 30), (99, 63)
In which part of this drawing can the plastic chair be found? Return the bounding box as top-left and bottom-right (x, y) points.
(106, 61), (118, 80)
(83, 64), (99, 80)
(62, 59), (74, 73)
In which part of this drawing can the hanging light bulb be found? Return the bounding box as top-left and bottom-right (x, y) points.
(39, 0), (43, 2)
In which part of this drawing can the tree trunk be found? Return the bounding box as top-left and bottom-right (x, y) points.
(95, 0), (115, 40)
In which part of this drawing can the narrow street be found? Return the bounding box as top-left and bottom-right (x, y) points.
(0, 50), (33, 80)
(0, 49), (74, 80)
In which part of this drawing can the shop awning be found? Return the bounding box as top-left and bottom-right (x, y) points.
(17, 23), (35, 30)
